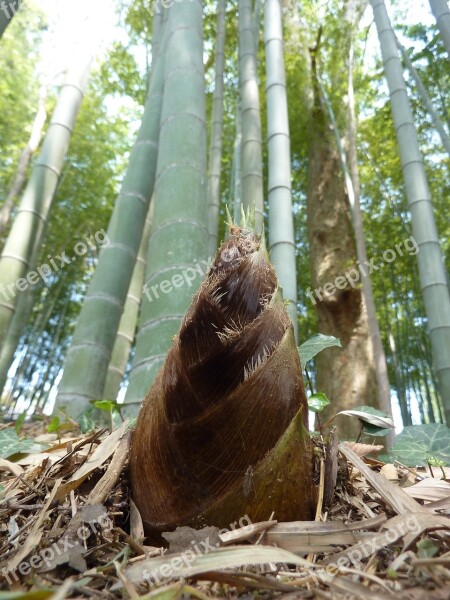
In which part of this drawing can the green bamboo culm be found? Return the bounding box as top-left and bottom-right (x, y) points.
(264, 0), (298, 341)
(371, 0), (450, 422)
(206, 0), (226, 256)
(238, 0), (264, 234)
(0, 52), (93, 344)
(429, 0), (450, 59)
(102, 203), (153, 402)
(53, 21), (166, 417)
(124, 0), (209, 409)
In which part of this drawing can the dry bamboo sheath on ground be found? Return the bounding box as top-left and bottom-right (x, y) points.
(130, 228), (315, 532)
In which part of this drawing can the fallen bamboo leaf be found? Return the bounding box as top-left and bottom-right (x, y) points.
(218, 520), (277, 545)
(327, 572), (395, 599)
(54, 421), (129, 501)
(343, 442), (384, 457)
(0, 458), (24, 477)
(188, 569), (297, 593)
(380, 463), (399, 481)
(402, 477), (450, 502)
(7, 478), (63, 573)
(256, 516), (388, 554)
(130, 497), (145, 542)
(85, 430), (131, 505)
(0, 592), (57, 600)
(7, 515), (20, 547)
(137, 582), (214, 600)
(116, 544), (315, 588)
(339, 443), (428, 515)
(321, 512), (450, 566)
(39, 503), (109, 572)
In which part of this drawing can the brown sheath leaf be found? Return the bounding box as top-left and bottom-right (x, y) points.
(130, 229), (314, 531)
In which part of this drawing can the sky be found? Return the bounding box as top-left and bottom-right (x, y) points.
(29, 0), (436, 86)
(31, 0), (121, 85)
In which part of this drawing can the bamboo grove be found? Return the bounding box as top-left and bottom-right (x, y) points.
(0, 0), (449, 438)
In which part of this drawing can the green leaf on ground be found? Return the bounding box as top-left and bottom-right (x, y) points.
(0, 429), (47, 459)
(389, 424), (450, 467)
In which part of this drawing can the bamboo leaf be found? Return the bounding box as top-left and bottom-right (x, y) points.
(119, 545), (313, 587)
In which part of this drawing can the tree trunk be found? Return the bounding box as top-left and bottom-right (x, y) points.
(347, 40), (393, 444)
(264, 0), (298, 341)
(371, 0), (450, 424)
(4, 277), (65, 407)
(307, 50), (379, 440)
(253, 0), (262, 56)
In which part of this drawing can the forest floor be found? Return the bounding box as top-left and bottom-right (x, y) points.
(1, 417), (450, 599)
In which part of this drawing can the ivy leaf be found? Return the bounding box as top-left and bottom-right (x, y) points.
(79, 412), (97, 434)
(389, 424), (450, 467)
(0, 429), (47, 459)
(298, 334), (342, 365)
(337, 405), (394, 429)
(308, 392), (331, 413)
(417, 538), (439, 559)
